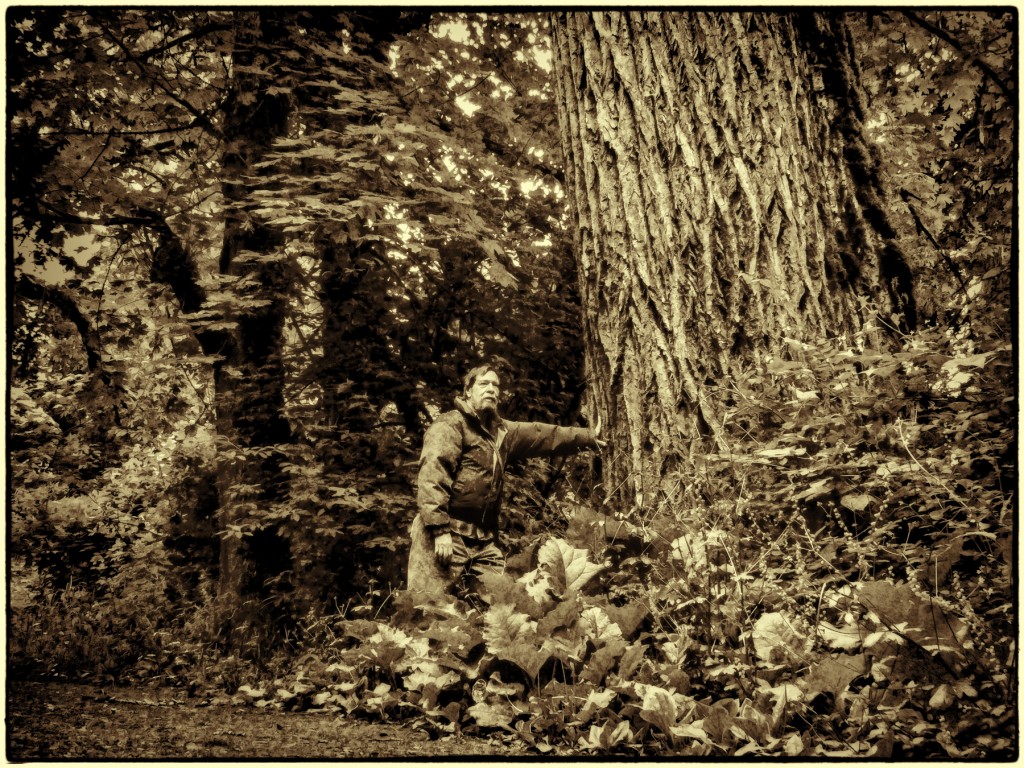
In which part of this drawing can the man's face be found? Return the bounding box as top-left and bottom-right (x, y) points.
(466, 370), (501, 415)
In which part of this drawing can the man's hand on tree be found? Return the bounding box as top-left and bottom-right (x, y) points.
(593, 415), (608, 450)
(434, 531), (453, 565)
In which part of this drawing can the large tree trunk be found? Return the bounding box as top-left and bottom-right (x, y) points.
(550, 11), (915, 505)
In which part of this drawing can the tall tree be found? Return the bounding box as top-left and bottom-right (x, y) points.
(550, 11), (917, 504)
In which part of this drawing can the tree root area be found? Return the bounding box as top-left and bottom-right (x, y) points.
(7, 681), (525, 760)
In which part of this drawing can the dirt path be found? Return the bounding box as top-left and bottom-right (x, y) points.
(6, 681), (529, 760)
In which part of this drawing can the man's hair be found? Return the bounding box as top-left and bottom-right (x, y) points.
(463, 364), (501, 393)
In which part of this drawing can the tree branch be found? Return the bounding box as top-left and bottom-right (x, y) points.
(899, 189), (971, 300)
(900, 10), (1014, 102)
(137, 21), (233, 62)
(56, 120), (212, 138)
(89, 13), (223, 138)
(15, 275), (103, 371)
(38, 199), (160, 227)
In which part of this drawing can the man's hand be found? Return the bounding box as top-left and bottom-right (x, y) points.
(593, 414), (608, 450)
(434, 531), (453, 566)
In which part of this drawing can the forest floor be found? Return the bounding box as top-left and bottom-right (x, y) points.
(6, 681), (528, 760)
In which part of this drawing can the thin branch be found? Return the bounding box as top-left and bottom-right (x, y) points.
(15, 275), (103, 370)
(454, 72), (493, 99)
(137, 22), (233, 62)
(77, 130), (113, 183)
(37, 199), (160, 227)
(899, 189), (971, 300)
(89, 13), (223, 138)
(900, 10), (1014, 102)
(95, 236), (131, 333)
(55, 120), (212, 138)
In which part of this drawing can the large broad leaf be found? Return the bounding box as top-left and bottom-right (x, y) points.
(536, 538), (605, 597)
(856, 581), (968, 656)
(599, 600), (649, 640)
(752, 612), (806, 661)
(479, 570), (547, 619)
(535, 594), (582, 637)
(482, 604), (535, 650)
(467, 699), (517, 729)
(404, 668), (461, 693)
(765, 683), (804, 727)
(578, 607), (624, 645)
(616, 642), (647, 679)
(817, 620), (864, 651)
(582, 637), (629, 685)
(801, 653), (868, 701)
(482, 604), (549, 679)
(518, 567), (555, 604)
(638, 684), (678, 742)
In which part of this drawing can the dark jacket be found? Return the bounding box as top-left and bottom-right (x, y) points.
(417, 397), (597, 537)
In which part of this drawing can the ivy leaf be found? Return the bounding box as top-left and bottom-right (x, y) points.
(536, 538), (605, 597)
(928, 683), (955, 709)
(671, 722), (711, 744)
(578, 687), (617, 722)
(794, 477), (832, 501)
(784, 733), (805, 756)
(801, 654), (867, 701)
(581, 720), (632, 750)
(941, 353), (994, 371)
(840, 494), (873, 512)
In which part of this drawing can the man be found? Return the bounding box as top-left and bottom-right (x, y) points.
(408, 364), (604, 600)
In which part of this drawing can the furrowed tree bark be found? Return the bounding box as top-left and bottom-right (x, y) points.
(550, 11), (915, 505)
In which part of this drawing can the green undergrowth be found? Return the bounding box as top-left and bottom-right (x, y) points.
(217, 323), (1013, 757)
(10, 324), (1015, 757)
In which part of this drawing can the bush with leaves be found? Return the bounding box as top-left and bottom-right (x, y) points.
(212, 314), (1013, 759)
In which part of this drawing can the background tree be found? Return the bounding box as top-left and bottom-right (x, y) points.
(8, 9), (588, 638)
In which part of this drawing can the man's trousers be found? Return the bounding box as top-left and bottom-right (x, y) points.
(406, 514), (504, 600)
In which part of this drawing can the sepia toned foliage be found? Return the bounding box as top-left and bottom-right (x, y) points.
(7, 9), (1014, 759)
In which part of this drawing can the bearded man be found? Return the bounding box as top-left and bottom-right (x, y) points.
(408, 364), (604, 600)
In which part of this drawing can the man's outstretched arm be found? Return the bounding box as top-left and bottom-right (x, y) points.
(505, 419), (604, 462)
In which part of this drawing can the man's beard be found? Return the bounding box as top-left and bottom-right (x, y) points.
(475, 399), (499, 423)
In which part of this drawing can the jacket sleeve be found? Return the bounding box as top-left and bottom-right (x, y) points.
(416, 417), (463, 530)
(504, 421), (598, 463)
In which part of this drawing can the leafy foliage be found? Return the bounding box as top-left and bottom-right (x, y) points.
(7, 9), (1014, 759)
(193, 317), (1012, 758)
